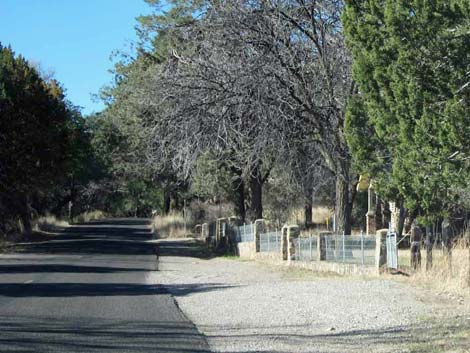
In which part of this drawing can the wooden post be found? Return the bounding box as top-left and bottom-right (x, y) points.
(410, 222), (422, 270)
(425, 226), (433, 271)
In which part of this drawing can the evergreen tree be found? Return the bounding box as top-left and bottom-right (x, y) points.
(0, 44), (73, 233)
(343, 0), (470, 222)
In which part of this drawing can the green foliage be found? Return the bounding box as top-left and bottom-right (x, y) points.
(137, 0), (205, 61)
(92, 1), (207, 216)
(190, 152), (232, 200)
(0, 43), (77, 233)
(343, 0), (470, 221)
(0, 44), (69, 195)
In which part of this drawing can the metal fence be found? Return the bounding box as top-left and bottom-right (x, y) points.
(325, 233), (376, 265)
(294, 235), (318, 261)
(260, 230), (282, 252)
(234, 225), (376, 266)
(294, 233), (376, 266)
(236, 223), (255, 243)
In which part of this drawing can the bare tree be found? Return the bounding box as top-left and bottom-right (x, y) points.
(133, 0), (355, 229)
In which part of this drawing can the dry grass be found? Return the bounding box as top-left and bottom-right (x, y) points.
(33, 214), (69, 233)
(288, 206), (333, 226)
(312, 206), (334, 224)
(32, 210), (106, 232)
(188, 200), (234, 224)
(152, 211), (193, 238)
(75, 210), (106, 223)
(399, 244), (470, 297)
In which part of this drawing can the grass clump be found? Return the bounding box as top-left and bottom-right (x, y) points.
(33, 214), (69, 233)
(75, 210), (106, 223)
(288, 206), (333, 228)
(152, 211), (192, 238)
(399, 244), (470, 297)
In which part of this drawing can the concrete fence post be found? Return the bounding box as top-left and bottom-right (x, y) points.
(194, 224), (202, 238)
(317, 231), (331, 261)
(201, 223), (209, 242)
(254, 219), (265, 253)
(227, 216), (242, 255)
(287, 225), (300, 262)
(227, 216), (242, 241)
(215, 218), (228, 248)
(375, 228), (388, 272)
(281, 225), (288, 260)
(360, 230), (365, 265)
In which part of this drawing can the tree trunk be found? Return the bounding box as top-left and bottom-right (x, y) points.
(304, 185), (313, 229)
(466, 219), (470, 287)
(69, 175), (75, 223)
(375, 199), (383, 230)
(18, 194), (32, 237)
(249, 166), (263, 221)
(410, 223), (422, 270)
(171, 192), (179, 211)
(335, 175), (352, 235)
(397, 206), (407, 238)
(425, 226), (433, 271)
(442, 218), (452, 272)
(231, 175), (246, 222)
(163, 190), (171, 214)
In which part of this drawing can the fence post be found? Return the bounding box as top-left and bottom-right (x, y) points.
(201, 223), (209, 242)
(276, 230), (279, 252)
(267, 230), (270, 252)
(227, 216), (242, 254)
(299, 237), (302, 260)
(194, 224), (202, 239)
(215, 218), (227, 249)
(281, 225), (289, 260)
(375, 228), (388, 273)
(287, 225), (299, 262)
(254, 219), (265, 253)
(317, 231), (330, 261)
(309, 234), (313, 261)
(361, 230), (364, 265)
(342, 231), (346, 263)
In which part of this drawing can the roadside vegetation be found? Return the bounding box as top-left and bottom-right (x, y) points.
(152, 211), (191, 238)
(399, 244), (470, 297)
(1, 0), (469, 317)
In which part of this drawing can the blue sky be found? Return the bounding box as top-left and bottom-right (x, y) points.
(0, 0), (152, 115)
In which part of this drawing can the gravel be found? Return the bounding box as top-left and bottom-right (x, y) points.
(148, 239), (460, 353)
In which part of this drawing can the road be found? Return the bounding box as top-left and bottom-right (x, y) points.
(0, 218), (210, 353)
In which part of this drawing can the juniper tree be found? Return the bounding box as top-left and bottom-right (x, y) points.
(0, 44), (78, 233)
(343, 0), (470, 223)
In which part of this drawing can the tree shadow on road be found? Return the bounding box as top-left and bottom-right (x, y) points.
(0, 282), (237, 298)
(7, 219), (213, 259)
(0, 315), (211, 353)
(0, 264), (150, 274)
(198, 316), (470, 353)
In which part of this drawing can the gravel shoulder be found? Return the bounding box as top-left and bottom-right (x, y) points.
(149, 239), (470, 353)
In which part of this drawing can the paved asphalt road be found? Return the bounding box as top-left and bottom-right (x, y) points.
(0, 218), (210, 353)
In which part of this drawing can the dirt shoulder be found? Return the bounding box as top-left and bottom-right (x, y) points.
(150, 239), (470, 353)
